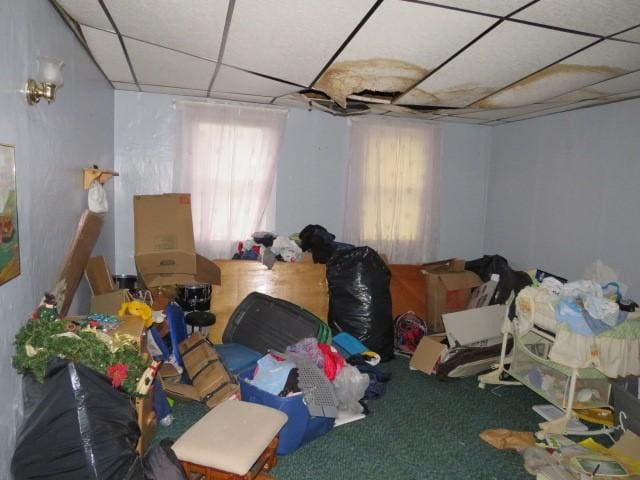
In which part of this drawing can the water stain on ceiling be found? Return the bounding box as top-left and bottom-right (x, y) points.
(315, 58), (428, 108)
(474, 64), (628, 109)
(51, 0), (640, 124)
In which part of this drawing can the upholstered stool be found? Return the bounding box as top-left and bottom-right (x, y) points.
(172, 400), (288, 480)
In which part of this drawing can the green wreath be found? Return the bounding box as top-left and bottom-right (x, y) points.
(13, 319), (149, 396)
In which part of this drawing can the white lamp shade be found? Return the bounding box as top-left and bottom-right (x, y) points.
(37, 56), (64, 85)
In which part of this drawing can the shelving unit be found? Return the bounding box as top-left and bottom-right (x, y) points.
(83, 167), (119, 190)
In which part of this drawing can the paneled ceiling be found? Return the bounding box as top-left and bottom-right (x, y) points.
(53, 0), (640, 124)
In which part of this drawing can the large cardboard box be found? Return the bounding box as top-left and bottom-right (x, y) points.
(133, 194), (221, 288)
(423, 258), (482, 332)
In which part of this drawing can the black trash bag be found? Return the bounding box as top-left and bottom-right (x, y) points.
(465, 254), (532, 307)
(327, 246), (394, 361)
(299, 224), (337, 264)
(12, 359), (143, 480)
(143, 439), (186, 480)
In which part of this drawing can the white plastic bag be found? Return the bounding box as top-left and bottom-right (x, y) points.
(332, 365), (369, 414)
(583, 260), (628, 296)
(88, 180), (108, 213)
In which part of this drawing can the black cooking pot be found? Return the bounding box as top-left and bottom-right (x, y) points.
(112, 274), (138, 290)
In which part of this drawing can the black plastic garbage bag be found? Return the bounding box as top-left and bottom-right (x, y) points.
(143, 439), (186, 480)
(465, 255), (532, 305)
(299, 224), (337, 264)
(12, 360), (143, 480)
(327, 247), (394, 361)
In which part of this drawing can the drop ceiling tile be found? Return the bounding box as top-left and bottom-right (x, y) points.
(318, 0), (495, 106)
(141, 85), (208, 97)
(455, 104), (557, 120)
(209, 92), (274, 104)
(112, 81), (138, 91)
(422, 0), (532, 16)
(512, 0), (640, 36)
(81, 26), (134, 83)
(55, 0), (113, 31)
(104, 0), (228, 60)
(212, 66), (299, 97)
(272, 93), (315, 107)
(477, 40), (640, 108)
(411, 22), (594, 107)
(124, 38), (216, 90)
(433, 116), (489, 124)
(224, 0), (376, 87)
(544, 70), (640, 103)
(502, 98), (612, 122)
(432, 107), (483, 116)
(614, 27), (640, 43)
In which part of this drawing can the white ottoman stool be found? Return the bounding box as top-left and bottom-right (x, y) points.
(172, 400), (288, 480)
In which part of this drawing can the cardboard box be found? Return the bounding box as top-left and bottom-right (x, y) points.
(109, 314), (148, 353)
(133, 194), (221, 288)
(85, 255), (132, 315)
(176, 332), (239, 409)
(410, 334), (448, 375)
(442, 304), (506, 348)
(90, 289), (130, 315)
(423, 258), (482, 332)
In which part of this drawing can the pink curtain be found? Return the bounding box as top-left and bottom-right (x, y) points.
(175, 102), (287, 259)
(343, 117), (441, 263)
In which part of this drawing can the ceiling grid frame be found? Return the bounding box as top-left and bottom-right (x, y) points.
(97, 0), (141, 91)
(50, 0), (640, 123)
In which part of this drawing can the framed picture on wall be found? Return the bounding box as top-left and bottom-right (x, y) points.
(0, 144), (20, 285)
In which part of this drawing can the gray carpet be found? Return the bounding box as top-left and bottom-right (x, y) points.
(156, 357), (544, 479)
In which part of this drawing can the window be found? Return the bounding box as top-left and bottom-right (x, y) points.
(175, 102), (287, 259)
(343, 118), (440, 263)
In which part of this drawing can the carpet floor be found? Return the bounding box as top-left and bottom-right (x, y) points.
(155, 356), (545, 479)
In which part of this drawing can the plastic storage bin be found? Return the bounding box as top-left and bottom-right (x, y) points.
(509, 331), (611, 409)
(214, 343), (262, 374)
(238, 369), (335, 455)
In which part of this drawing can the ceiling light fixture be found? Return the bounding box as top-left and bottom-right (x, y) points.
(25, 56), (64, 105)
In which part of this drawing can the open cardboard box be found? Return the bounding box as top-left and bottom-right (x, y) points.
(410, 334), (448, 375)
(90, 289), (130, 315)
(133, 194), (221, 288)
(410, 304), (506, 376)
(85, 255), (132, 314)
(423, 258), (482, 332)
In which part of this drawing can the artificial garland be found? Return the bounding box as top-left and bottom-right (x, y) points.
(13, 318), (149, 396)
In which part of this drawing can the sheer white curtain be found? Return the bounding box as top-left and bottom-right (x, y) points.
(174, 102), (287, 259)
(343, 117), (441, 263)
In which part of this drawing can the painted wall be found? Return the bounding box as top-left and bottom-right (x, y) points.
(112, 93), (353, 273)
(0, 1), (114, 476)
(485, 98), (640, 298)
(438, 123), (492, 260)
(114, 91), (492, 273)
(275, 108), (349, 239)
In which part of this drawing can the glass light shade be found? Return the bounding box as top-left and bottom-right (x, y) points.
(37, 56), (64, 85)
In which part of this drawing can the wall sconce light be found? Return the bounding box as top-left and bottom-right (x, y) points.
(25, 56), (64, 105)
